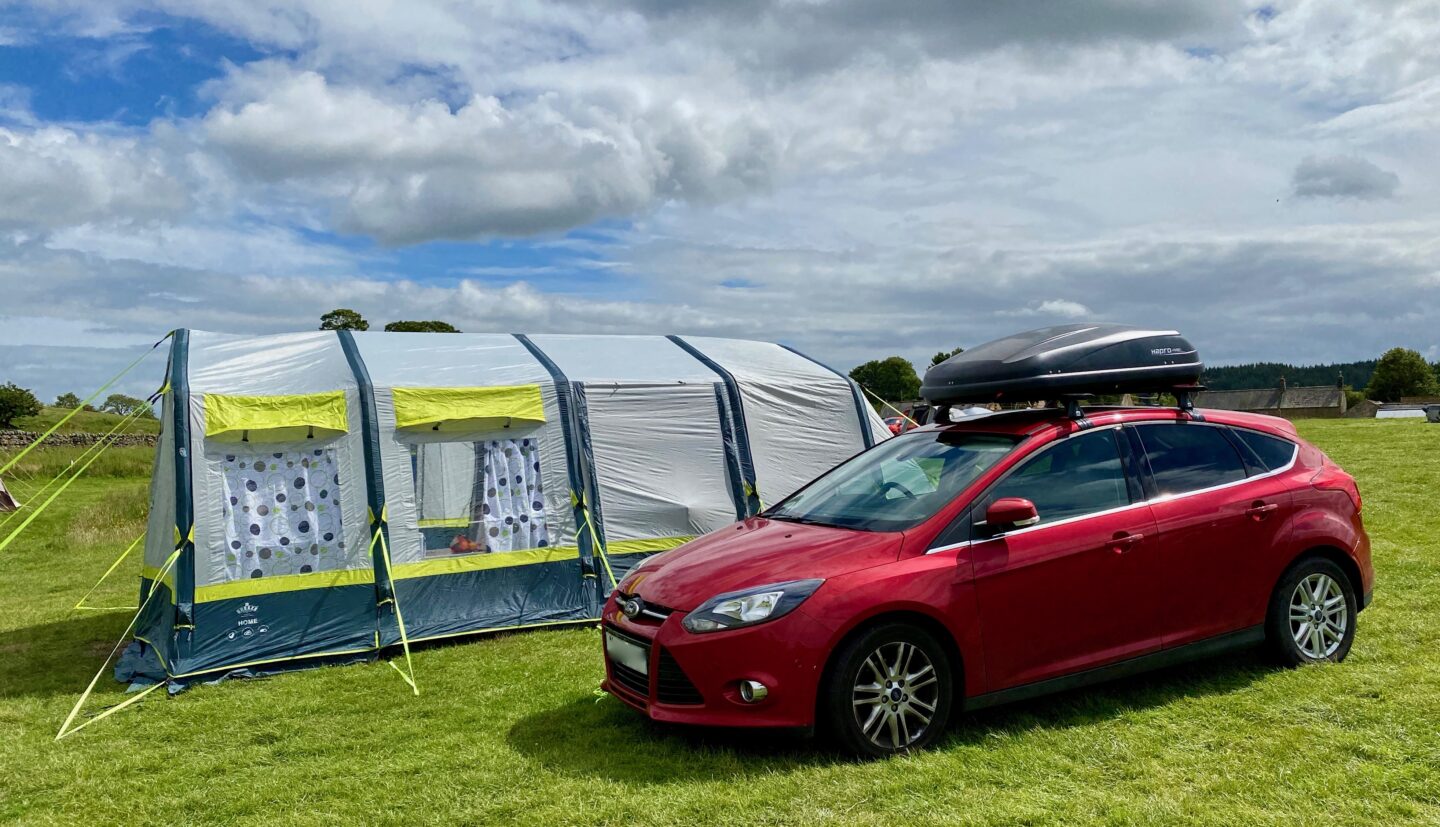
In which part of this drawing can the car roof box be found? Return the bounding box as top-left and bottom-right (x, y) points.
(921, 324), (1202, 404)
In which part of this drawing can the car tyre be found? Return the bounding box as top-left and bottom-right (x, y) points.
(822, 622), (953, 758)
(1266, 556), (1357, 667)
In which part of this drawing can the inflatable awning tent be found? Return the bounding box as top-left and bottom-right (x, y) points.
(125, 330), (886, 686)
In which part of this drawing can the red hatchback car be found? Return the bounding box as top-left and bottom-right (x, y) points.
(601, 406), (1372, 757)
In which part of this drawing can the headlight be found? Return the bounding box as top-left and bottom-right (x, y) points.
(681, 579), (824, 633)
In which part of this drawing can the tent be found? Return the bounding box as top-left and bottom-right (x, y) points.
(0, 474), (17, 512)
(122, 330), (886, 686)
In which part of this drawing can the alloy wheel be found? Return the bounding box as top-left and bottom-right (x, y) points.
(1288, 572), (1348, 660)
(851, 640), (940, 750)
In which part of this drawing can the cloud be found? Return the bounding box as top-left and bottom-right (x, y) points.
(1292, 155), (1400, 200)
(201, 67), (780, 243)
(0, 125), (190, 230)
(0, 0), (1439, 404)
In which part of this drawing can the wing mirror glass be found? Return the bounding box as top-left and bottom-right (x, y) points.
(983, 497), (1040, 532)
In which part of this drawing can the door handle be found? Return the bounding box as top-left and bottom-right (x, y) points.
(1246, 501), (1279, 520)
(1110, 531), (1145, 554)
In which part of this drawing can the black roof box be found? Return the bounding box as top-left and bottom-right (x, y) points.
(921, 324), (1202, 404)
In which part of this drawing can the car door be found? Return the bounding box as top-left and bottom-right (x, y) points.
(1130, 422), (1295, 647)
(969, 427), (1161, 691)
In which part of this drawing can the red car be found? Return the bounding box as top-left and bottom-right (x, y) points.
(601, 406), (1372, 757)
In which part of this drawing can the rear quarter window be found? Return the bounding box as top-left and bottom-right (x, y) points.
(1134, 423), (1247, 496)
(1232, 428), (1298, 471)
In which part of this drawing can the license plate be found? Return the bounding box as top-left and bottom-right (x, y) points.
(605, 632), (648, 676)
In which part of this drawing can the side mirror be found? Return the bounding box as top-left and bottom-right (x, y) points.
(983, 497), (1040, 532)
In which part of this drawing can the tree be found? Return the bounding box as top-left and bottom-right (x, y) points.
(849, 357), (921, 404)
(929, 347), (965, 368)
(0, 383), (42, 429)
(100, 393), (147, 417)
(54, 392), (82, 408)
(320, 308), (370, 331)
(384, 320), (461, 333)
(1365, 347), (1440, 402)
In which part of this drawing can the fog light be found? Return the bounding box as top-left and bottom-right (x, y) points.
(739, 680), (768, 703)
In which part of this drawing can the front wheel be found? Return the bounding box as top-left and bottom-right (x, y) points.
(821, 623), (953, 758)
(1266, 557), (1357, 666)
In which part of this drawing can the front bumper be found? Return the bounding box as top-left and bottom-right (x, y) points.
(599, 595), (833, 728)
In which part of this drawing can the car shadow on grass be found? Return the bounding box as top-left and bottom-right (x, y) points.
(0, 610), (135, 701)
(506, 649), (1278, 782)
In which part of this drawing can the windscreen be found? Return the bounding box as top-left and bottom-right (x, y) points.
(765, 431), (1020, 532)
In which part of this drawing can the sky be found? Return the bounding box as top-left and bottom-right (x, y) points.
(1, 0), (1438, 403)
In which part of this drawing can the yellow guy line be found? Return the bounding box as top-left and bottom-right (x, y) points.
(857, 383), (920, 428)
(0, 400), (153, 536)
(0, 402), (155, 555)
(1, 334), (169, 476)
(372, 526), (418, 695)
(55, 547), (181, 741)
(74, 532), (145, 611)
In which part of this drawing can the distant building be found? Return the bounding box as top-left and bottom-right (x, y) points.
(1196, 376), (1347, 420)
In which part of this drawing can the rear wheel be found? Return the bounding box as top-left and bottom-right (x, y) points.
(1266, 557), (1356, 666)
(822, 623), (953, 758)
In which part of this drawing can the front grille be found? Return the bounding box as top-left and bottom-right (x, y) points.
(605, 627), (651, 699)
(655, 647), (703, 705)
(610, 660), (649, 699)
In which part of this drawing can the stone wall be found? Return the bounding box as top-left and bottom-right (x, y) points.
(0, 431), (159, 449)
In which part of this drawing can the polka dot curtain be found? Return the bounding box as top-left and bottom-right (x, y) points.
(221, 448), (345, 581)
(475, 437), (549, 553)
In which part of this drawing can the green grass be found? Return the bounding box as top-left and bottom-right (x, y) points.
(9, 405), (162, 436)
(1, 420), (1438, 825)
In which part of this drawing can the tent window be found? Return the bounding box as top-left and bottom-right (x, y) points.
(411, 437), (549, 558)
(220, 448), (346, 581)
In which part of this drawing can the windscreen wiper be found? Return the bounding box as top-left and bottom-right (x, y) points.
(768, 514), (844, 529)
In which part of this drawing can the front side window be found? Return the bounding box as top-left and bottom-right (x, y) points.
(411, 437), (549, 557)
(765, 431), (1019, 532)
(1135, 423), (1246, 496)
(984, 429), (1130, 526)
(221, 447), (345, 581)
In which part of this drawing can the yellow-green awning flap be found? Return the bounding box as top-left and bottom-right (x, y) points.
(392, 385), (545, 432)
(205, 391), (349, 443)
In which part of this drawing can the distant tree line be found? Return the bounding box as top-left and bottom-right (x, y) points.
(320, 309), (460, 333)
(1200, 360), (1380, 391)
(846, 346), (1440, 405)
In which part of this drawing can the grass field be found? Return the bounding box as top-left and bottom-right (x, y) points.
(1, 420), (1437, 825)
(7, 406), (162, 436)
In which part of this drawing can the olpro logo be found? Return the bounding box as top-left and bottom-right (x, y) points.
(237, 602), (259, 614)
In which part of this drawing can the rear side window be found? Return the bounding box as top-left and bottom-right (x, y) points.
(1232, 428), (1298, 472)
(985, 429), (1131, 525)
(1134, 424), (1246, 496)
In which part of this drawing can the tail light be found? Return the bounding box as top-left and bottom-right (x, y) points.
(1311, 463), (1362, 512)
